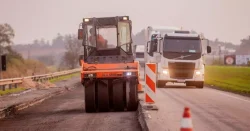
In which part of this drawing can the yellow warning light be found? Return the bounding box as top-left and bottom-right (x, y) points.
(84, 19), (89, 22)
(123, 17), (128, 20)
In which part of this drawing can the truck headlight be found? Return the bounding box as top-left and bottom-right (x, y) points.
(84, 73), (96, 78)
(163, 70), (168, 74)
(124, 72), (137, 77)
(126, 72), (132, 76)
(84, 18), (89, 22)
(88, 74), (94, 77)
(195, 71), (201, 75)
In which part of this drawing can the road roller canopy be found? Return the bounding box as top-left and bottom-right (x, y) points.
(78, 16), (134, 64)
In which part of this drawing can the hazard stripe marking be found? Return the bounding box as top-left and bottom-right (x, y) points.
(147, 63), (156, 74)
(145, 84), (156, 101)
(146, 74), (155, 93)
(145, 93), (154, 103)
(145, 64), (156, 86)
(145, 63), (156, 104)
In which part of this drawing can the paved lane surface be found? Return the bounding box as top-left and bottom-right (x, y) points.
(143, 83), (250, 131)
(0, 84), (141, 131)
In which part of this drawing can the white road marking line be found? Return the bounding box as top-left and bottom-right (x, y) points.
(207, 88), (250, 103)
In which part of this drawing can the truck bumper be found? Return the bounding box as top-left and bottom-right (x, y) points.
(157, 72), (204, 83)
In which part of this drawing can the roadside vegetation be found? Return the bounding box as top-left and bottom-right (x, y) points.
(2, 46), (49, 78)
(0, 23), (49, 79)
(49, 72), (80, 83)
(0, 23), (81, 96)
(205, 66), (250, 95)
(0, 87), (26, 96)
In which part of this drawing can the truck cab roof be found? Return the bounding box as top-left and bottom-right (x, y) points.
(164, 30), (201, 39)
(147, 26), (181, 31)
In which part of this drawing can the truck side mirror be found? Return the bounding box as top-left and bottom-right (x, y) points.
(78, 29), (84, 40)
(146, 41), (150, 53)
(207, 46), (212, 54)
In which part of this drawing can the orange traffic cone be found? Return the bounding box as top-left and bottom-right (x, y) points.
(180, 107), (193, 131)
(138, 82), (144, 93)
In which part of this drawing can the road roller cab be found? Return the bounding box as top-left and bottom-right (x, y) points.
(78, 16), (139, 112)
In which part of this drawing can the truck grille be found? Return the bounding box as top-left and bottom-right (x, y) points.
(168, 62), (195, 79)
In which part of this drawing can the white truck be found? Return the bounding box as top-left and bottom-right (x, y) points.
(134, 45), (145, 67)
(143, 26), (211, 88)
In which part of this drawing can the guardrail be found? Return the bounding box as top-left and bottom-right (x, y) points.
(0, 68), (81, 91)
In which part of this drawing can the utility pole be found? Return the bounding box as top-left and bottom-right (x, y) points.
(212, 52), (215, 64)
(218, 44), (221, 65)
(0, 45), (2, 80)
(0, 46), (2, 91)
(28, 44), (32, 59)
(0, 46), (7, 80)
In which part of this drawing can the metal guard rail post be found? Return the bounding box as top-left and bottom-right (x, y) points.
(0, 68), (81, 91)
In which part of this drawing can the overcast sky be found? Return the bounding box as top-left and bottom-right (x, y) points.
(0, 0), (250, 45)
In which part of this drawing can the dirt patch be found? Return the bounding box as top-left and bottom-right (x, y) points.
(43, 81), (57, 88)
(37, 81), (57, 89)
(21, 79), (57, 89)
(21, 79), (37, 88)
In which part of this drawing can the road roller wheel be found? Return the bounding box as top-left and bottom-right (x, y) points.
(126, 80), (138, 111)
(97, 79), (110, 112)
(84, 80), (96, 113)
(112, 79), (125, 111)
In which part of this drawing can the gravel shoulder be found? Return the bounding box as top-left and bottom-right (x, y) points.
(0, 77), (80, 117)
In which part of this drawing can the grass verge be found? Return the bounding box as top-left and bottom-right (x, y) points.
(49, 72), (80, 83)
(205, 65), (250, 95)
(0, 87), (26, 96)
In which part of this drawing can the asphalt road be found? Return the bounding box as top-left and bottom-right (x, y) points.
(0, 83), (141, 131)
(147, 83), (250, 131)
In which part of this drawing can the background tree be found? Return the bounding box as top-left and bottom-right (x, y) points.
(0, 23), (15, 46)
(236, 36), (250, 54)
(52, 33), (65, 48)
(36, 54), (55, 66)
(60, 34), (82, 69)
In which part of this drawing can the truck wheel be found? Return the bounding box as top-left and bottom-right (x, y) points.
(112, 79), (124, 111)
(196, 82), (204, 89)
(84, 80), (96, 113)
(157, 81), (165, 88)
(186, 82), (193, 87)
(127, 79), (138, 111)
(97, 80), (110, 112)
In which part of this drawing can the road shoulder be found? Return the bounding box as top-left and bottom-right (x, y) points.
(0, 76), (80, 119)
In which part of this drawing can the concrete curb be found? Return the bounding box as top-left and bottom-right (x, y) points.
(137, 100), (149, 131)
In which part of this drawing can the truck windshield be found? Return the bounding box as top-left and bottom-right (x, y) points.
(163, 38), (201, 53)
(88, 26), (117, 49)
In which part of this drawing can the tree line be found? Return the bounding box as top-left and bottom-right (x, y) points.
(15, 33), (83, 69)
(0, 23), (50, 78)
(2, 23), (249, 72)
(1, 23), (83, 76)
(18, 33), (83, 70)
